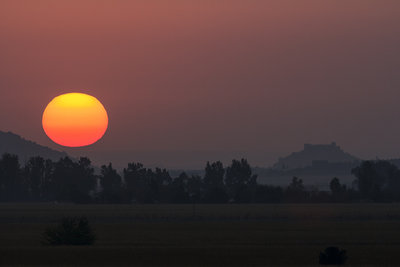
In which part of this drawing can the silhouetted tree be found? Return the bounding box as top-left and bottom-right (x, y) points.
(285, 176), (307, 202)
(329, 177), (348, 202)
(124, 162), (163, 203)
(41, 159), (54, 201)
(203, 161), (227, 203)
(52, 157), (96, 203)
(0, 153), (22, 201)
(152, 168), (172, 203)
(99, 163), (123, 203)
(23, 156), (54, 201)
(382, 162), (400, 201)
(330, 177), (346, 194)
(352, 161), (400, 201)
(225, 159), (257, 203)
(187, 174), (202, 202)
(169, 172), (191, 203)
(9, 152), (400, 204)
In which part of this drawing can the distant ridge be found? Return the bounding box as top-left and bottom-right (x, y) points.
(273, 142), (359, 170)
(0, 131), (68, 163)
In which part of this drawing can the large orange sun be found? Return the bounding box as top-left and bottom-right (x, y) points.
(42, 93), (108, 147)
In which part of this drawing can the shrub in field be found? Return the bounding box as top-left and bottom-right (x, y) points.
(42, 216), (96, 245)
(319, 246), (347, 265)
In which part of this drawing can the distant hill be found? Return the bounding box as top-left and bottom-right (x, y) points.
(0, 131), (68, 163)
(273, 142), (359, 170)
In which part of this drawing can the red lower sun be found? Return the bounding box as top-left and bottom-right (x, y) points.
(42, 93), (108, 147)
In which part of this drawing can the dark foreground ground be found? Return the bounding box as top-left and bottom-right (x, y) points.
(0, 203), (399, 266)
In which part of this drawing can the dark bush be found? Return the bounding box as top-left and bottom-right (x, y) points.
(42, 216), (96, 245)
(319, 246), (347, 265)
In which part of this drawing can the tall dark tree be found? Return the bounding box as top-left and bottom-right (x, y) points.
(352, 161), (381, 200)
(187, 174), (202, 202)
(76, 157), (97, 202)
(99, 163), (123, 203)
(225, 159), (257, 203)
(42, 159), (54, 201)
(124, 162), (153, 203)
(329, 177), (348, 202)
(285, 176), (307, 202)
(330, 177), (346, 194)
(381, 162), (400, 200)
(23, 156), (46, 201)
(52, 157), (96, 203)
(203, 161), (227, 203)
(0, 153), (22, 201)
(151, 168), (172, 203)
(352, 160), (400, 201)
(169, 172), (191, 203)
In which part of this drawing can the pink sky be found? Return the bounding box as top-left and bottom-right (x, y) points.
(1, 0), (400, 168)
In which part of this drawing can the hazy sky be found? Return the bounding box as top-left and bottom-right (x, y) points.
(1, 0), (400, 168)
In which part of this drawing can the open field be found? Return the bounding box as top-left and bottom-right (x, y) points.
(0, 203), (400, 266)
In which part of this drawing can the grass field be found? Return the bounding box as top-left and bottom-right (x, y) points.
(0, 203), (399, 266)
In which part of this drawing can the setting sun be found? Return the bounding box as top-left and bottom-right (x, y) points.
(42, 93), (108, 147)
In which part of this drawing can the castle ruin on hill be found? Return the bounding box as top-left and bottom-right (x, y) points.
(273, 142), (359, 170)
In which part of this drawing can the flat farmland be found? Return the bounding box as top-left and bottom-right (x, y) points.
(0, 203), (399, 266)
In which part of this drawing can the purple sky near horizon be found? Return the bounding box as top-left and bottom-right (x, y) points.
(1, 0), (400, 168)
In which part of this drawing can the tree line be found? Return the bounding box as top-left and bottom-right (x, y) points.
(0, 153), (400, 203)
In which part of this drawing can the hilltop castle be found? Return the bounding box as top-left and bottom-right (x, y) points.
(273, 142), (359, 170)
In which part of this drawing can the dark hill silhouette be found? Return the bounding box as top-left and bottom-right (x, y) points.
(0, 131), (68, 163)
